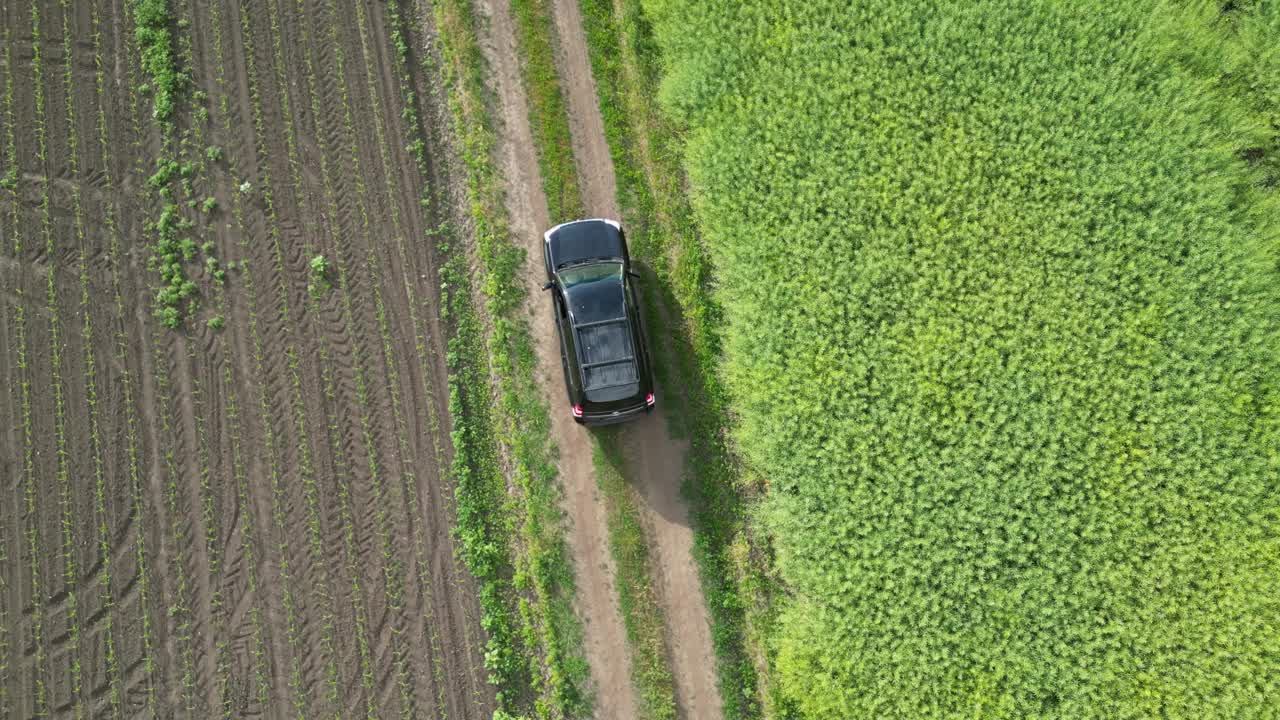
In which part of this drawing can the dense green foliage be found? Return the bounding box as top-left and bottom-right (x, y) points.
(641, 0), (1280, 716)
(130, 0), (222, 329)
(130, 0), (183, 121)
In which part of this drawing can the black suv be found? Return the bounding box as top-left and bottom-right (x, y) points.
(542, 219), (655, 425)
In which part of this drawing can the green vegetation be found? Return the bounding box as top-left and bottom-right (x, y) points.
(0, 24), (12, 715)
(307, 253), (331, 296)
(640, 0), (1280, 717)
(1206, 1), (1278, 190)
(130, 0), (183, 121)
(117, 8), (162, 711)
(201, 2), (276, 709)
(11, 6), (47, 715)
(129, 0), (219, 329)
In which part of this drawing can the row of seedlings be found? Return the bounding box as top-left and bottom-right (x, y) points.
(116, 1), (168, 712)
(127, 0), (212, 710)
(87, 0), (155, 714)
(229, 0), (321, 713)
(0, 12), (28, 717)
(85, 5), (127, 713)
(311, 0), (441, 712)
(55, 0), (123, 715)
(196, 0), (277, 712)
(344, 0), (463, 712)
(31, 0), (77, 714)
(379, 1), (470, 715)
(251, 0), (369, 712)
(169, 0), (261, 716)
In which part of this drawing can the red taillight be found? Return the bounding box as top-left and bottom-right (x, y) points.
(571, 404), (583, 417)
(645, 393), (655, 406)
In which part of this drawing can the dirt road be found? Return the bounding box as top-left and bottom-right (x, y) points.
(475, 1), (640, 717)
(477, 0), (724, 716)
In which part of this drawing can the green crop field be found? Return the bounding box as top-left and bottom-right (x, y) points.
(641, 0), (1280, 716)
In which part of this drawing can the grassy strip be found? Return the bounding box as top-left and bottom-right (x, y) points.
(576, 1), (770, 717)
(429, 0), (595, 715)
(508, 0), (582, 221)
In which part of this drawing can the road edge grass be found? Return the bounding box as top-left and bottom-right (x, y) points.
(577, 0), (784, 716)
(429, 0), (593, 716)
(507, 1), (681, 716)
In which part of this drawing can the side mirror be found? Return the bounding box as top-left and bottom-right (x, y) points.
(542, 281), (554, 290)
(627, 270), (641, 280)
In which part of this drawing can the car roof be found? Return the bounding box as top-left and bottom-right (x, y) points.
(545, 219), (624, 269)
(564, 275), (639, 396)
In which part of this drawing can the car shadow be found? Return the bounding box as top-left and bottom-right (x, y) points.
(592, 398), (693, 529)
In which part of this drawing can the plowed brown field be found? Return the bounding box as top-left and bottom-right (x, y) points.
(0, 0), (492, 717)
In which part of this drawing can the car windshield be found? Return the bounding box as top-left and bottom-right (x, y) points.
(558, 261), (621, 291)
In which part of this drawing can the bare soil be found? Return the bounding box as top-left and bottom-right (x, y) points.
(0, 0), (492, 717)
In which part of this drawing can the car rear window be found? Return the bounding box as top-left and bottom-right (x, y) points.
(579, 323), (637, 393)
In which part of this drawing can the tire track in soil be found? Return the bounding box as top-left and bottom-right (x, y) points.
(473, 0), (640, 717)
(202, 0), (491, 712)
